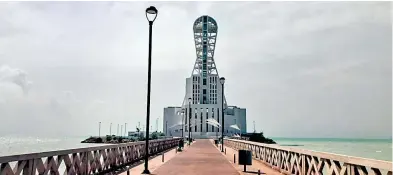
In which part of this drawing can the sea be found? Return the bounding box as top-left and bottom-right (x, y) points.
(0, 136), (391, 162)
(272, 137), (392, 161)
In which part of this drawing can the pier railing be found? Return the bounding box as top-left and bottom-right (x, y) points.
(0, 138), (181, 175)
(225, 139), (392, 175)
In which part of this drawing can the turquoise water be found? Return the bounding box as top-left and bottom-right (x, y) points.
(0, 136), (106, 157)
(272, 137), (392, 161)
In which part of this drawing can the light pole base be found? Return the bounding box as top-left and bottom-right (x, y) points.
(142, 169), (151, 174)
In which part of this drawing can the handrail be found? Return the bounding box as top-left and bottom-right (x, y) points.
(225, 138), (392, 175)
(0, 138), (181, 174)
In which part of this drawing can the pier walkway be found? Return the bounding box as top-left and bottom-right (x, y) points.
(0, 138), (392, 175)
(152, 139), (239, 175)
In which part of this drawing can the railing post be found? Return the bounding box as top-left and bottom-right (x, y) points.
(277, 149), (281, 170)
(301, 154), (305, 175)
(23, 159), (34, 175)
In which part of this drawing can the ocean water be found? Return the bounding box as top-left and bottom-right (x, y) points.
(273, 137), (392, 161)
(0, 136), (108, 157)
(0, 136), (391, 162)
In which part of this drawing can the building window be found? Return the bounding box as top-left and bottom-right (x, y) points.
(195, 120), (197, 132)
(217, 108), (220, 132)
(217, 108), (220, 123)
(203, 79), (206, 85)
(211, 108), (215, 132)
(195, 110), (197, 119)
(185, 108), (188, 124)
(206, 108), (209, 132)
(200, 108), (203, 132)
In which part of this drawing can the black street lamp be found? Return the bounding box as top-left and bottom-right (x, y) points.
(98, 122), (101, 138)
(182, 109), (185, 139)
(142, 5), (158, 175)
(220, 77), (225, 152)
(188, 97), (192, 145)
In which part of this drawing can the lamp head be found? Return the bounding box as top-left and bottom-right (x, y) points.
(220, 77), (226, 85)
(188, 97), (192, 103)
(145, 6), (158, 23)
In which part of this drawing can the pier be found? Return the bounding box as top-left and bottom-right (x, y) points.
(0, 138), (391, 175)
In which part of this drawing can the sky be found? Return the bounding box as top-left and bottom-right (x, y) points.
(0, 1), (391, 138)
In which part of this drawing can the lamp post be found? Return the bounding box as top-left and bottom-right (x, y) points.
(181, 109), (184, 139)
(156, 118), (159, 132)
(98, 122), (101, 138)
(142, 6), (158, 174)
(253, 120), (256, 133)
(188, 97), (192, 145)
(125, 123), (127, 137)
(110, 123), (112, 136)
(220, 77), (225, 152)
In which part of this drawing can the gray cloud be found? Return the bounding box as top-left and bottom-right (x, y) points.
(0, 65), (32, 96)
(0, 1), (390, 138)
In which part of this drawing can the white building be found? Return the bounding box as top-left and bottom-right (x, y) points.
(163, 15), (247, 139)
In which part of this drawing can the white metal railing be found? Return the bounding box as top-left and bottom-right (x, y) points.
(0, 138), (181, 175)
(225, 139), (392, 175)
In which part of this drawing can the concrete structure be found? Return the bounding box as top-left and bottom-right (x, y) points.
(163, 15), (246, 139)
(128, 131), (143, 138)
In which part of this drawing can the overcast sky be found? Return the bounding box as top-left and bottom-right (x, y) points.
(0, 1), (391, 138)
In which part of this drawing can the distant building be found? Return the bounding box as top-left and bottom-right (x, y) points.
(163, 15), (247, 139)
(128, 131), (141, 137)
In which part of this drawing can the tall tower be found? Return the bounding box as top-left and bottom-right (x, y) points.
(182, 15), (226, 106)
(163, 15), (246, 139)
(192, 15), (218, 77)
